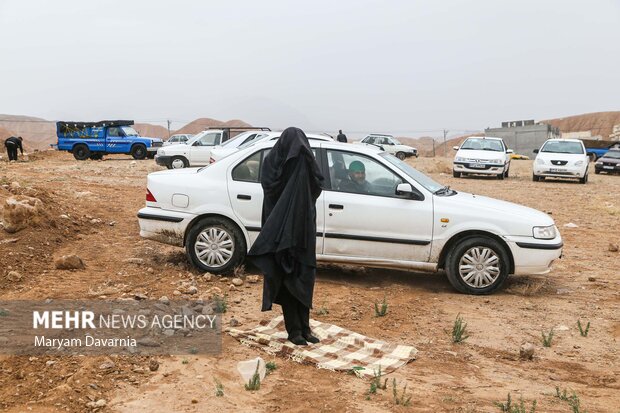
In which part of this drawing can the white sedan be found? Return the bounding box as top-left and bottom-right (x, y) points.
(138, 140), (563, 294)
(533, 139), (589, 184)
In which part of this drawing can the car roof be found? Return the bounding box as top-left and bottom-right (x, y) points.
(367, 133), (393, 137)
(545, 138), (582, 143)
(468, 136), (503, 141)
(245, 137), (382, 155)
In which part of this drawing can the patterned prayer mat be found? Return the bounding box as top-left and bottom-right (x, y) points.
(226, 316), (417, 378)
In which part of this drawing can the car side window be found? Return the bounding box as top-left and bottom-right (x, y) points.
(232, 148), (318, 183)
(108, 127), (121, 137)
(326, 150), (404, 197)
(197, 132), (221, 147)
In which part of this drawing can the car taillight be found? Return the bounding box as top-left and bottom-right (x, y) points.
(209, 157), (215, 164)
(146, 189), (157, 202)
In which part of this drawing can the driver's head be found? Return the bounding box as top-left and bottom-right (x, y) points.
(348, 160), (366, 183)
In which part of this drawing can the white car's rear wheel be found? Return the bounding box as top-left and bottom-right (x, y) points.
(186, 217), (246, 274)
(445, 236), (510, 294)
(170, 156), (188, 169)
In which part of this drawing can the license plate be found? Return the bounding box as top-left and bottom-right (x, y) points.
(549, 168), (566, 172)
(469, 163), (485, 169)
(603, 166), (614, 169)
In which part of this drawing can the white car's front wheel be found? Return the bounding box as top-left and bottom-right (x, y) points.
(186, 217), (246, 274)
(445, 236), (510, 294)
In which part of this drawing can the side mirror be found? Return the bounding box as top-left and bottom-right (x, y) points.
(396, 183), (420, 199)
(533, 149), (539, 154)
(506, 149), (514, 154)
(453, 146), (459, 151)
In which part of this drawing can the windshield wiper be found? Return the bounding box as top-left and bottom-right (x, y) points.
(434, 185), (456, 196)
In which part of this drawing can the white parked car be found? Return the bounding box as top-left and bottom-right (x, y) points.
(208, 131), (272, 163)
(453, 137), (513, 179)
(533, 139), (589, 184)
(356, 134), (417, 160)
(155, 129), (228, 169)
(209, 131), (333, 163)
(163, 134), (193, 146)
(138, 139), (563, 295)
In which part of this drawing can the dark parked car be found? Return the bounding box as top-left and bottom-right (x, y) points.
(594, 148), (620, 174)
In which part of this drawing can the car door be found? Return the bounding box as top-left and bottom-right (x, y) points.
(227, 148), (324, 253)
(322, 148), (433, 262)
(106, 126), (130, 153)
(190, 132), (221, 165)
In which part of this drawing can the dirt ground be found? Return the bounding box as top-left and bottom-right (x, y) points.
(0, 151), (618, 412)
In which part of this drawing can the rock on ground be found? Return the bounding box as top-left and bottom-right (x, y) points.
(520, 342), (536, 360)
(2, 195), (45, 233)
(54, 254), (86, 270)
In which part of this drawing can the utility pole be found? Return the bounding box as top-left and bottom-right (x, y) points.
(443, 129), (449, 158)
(167, 120), (171, 139)
(432, 138), (436, 157)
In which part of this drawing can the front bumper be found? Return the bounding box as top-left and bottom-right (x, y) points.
(595, 163), (620, 173)
(505, 235), (563, 275)
(533, 164), (586, 178)
(155, 155), (172, 167)
(406, 151), (418, 158)
(453, 162), (506, 175)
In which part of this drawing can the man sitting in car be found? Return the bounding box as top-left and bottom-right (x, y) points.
(339, 160), (372, 194)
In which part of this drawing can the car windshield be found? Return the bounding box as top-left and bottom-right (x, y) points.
(221, 132), (252, 148)
(460, 138), (504, 151)
(603, 151), (620, 159)
(391, 137), (402, 145)
(238, 134), (272, 150)
(121, 126), (139, 136)
(380, 153), (444, 193)
(541, 141), (584, 154)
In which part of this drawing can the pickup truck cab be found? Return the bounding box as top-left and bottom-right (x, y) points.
(56, 120), (163, 160)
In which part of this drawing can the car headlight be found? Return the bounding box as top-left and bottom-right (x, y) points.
(536, 158), (545, 165)
(455, 157), (466, 162)
(533, 225), (557, 240)
(574, 160), (584, 166)
(157, 149), (165, 156)
(491, 159), (501, 164)
(595, 160), (603, 165)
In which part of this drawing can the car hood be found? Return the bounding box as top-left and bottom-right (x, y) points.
(455, 149), (506, 161)
(536, 152), (585, 161)
(599, 156), (620, 164)
(434, 191), (554, 236)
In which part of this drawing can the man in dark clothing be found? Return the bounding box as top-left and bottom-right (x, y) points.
(4, 136), (23, 161)
(338, 160), (372, 194)
(336, 129), (347, 143)
(248, 127), (324, 346)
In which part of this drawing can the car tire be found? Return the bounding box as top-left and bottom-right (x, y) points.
(588, 153), (597, 163)
(532, 174), (540, 182)
(579, 173), (588, 184)
(504, 168), (509, 178)
(445, 236), (510, 295)
(131, 144), (147, 160)
(396, 152), (406, 160)
(595, 169), (600, 174)
(497, 172), (504, 180)
(147, 152), (156, 159)
(169, 156), (189, 169)
(186, 216), (246, 274)
(453, 171), (461, 178)
(72, 144), (90, 161)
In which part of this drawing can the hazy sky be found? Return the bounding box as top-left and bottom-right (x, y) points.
(1, 0), (618, 137)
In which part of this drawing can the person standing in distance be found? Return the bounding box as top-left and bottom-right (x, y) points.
(248, 127), (324, 345)
(336, 129), (347, 143)
(4, 136), (23, 161)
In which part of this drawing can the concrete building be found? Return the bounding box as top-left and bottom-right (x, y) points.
(485, 120), (560, 155)
(561, 130), (591, 139)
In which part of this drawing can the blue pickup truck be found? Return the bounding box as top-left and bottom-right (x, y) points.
(56, 120), (163, 160)
(582, 139), (620, 161)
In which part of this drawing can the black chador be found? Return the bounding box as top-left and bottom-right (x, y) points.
(248, 127), (324, 345)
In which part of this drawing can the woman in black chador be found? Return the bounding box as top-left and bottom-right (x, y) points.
(248, 127), (324, 345)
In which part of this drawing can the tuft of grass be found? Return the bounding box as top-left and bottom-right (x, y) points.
(392, 378), (412, 406)
(541, 329), (554, 347)
(314, 306), (329, 316)
(368, 366), (388, 395)
(577, 320), (590, 337)
(214, 378), (224, 397)
(374, 296), (388, 317)
(451, 314), (469, 343)
(265, 361), (277, 374)
(181, 359), (189, 365)
(495, 393), (537, 412)
(213, 294), (228, 314)
(244, 361), (261, 391)
(555, 387), (587, 413)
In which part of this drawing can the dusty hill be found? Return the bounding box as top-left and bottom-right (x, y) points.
(133, 123), (169, 139)
(541, 111), (620, 139)
(174, 118), (252, 135)
(0, 114), (56, 151)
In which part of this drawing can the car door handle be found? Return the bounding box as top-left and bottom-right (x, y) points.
(237, 194), (251, 200)
(329, 204), (344, 210)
